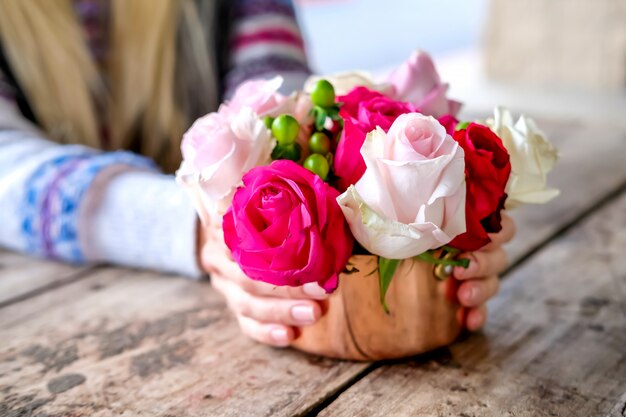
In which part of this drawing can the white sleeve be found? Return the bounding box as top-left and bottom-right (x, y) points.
(0, 98), (201, 277)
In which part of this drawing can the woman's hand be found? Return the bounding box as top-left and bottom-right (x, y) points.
(198, 223), (327, 347)
(198, 212), (515, 346)
(452, 213), (516, 331)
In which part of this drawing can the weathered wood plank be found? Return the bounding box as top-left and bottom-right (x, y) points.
(318, 191), (626, 416)
(0, 266), (368, 417)
(0, 250), (93, 308)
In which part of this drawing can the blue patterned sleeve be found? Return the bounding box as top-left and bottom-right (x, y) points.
(20, 150), (155, 262)
(0, 97), (202, 277)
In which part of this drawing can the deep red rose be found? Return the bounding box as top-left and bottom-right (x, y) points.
(449, 123), (511, 251)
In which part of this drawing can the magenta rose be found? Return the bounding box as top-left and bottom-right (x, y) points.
(222, 160), (354, 292)
(333, 87), (417, 191)
(437, 114), (459, 135)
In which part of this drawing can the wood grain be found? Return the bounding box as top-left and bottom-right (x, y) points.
(0, 267), (368, 417)
(0, 250), (93, 308)
(318, 191), (626, 416)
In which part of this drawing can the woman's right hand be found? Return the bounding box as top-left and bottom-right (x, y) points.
(198, 223), (328, 347)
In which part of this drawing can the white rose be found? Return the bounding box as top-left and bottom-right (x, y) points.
(487, 107), (559, 209)
(304, 71), (392, 96)
(337, 113), (466, 259)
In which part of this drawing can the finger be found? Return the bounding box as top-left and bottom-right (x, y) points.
(237, 279), (330, 301)
(457, 275), (500, 307)
(239, 297), (322, 326)
(209, 272), (240, 310)
(465, 305), (488, 331)
(444, 276), (461, 304)
(201, 241), (238, 275)
(201, 228), (330, 300)
(456, 306), (468, 327)
(200, 226), (233, 265)
(492, 213), (516, 245)
(237, 316), (295, 347)
(210, 252), (329, 300)
(206, 225), (232, 255)
(213, 274), (323, 326)
(203, 249), (257, 292)
(482, 213), (516, 251)
(453, 247), (508, 280)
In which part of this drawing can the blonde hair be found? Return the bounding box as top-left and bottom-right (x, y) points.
(0, 0), (218, 172)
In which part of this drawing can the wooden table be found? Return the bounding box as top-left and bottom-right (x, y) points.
(1, 118), (625, 416)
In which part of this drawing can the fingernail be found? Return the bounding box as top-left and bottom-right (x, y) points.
(463, 287), (479, 304)
(303, 282), (328, 299)
(468, 313), (483, 330)
(291, 305), (316, 324)
(270, 328), (290, 346)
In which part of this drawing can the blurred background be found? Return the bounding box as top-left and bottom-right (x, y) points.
(295, 0), (626, 125)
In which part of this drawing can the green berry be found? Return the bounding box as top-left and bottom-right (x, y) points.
(303, 154), (330, 180)
(271, 143), (301, 162)
(309, 132), (331, 155)
(310, 79), (336, 108)
(263, 116), (275, 129)
(271, 114), (300, 145)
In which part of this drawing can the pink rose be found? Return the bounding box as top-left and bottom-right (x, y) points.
(225, 76), (315, 156)
(224, 76), (286, 117)
(337, 113), (466, 259)
(333, 87), (457, 192)
(334, 87), (417, 191)
(177, 107), (274, 220)
(223, 160), (354, 292)
(386, 50), (462, 118)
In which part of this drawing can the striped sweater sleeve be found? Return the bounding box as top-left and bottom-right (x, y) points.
(224, 0), (312, 97)
(0, 76), (201, 277)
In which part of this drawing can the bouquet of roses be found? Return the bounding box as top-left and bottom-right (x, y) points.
(177, 50), (559, 313)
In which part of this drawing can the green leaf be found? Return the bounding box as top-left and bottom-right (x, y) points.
(271, 143), (301, 161)
(440, 245), (461, 256)
(378, 257), (401, 314)
(415, 250), (470, 268)
(326, 105), (341, 119)
(456, 121), (470, 131)
(313, 106), (328, 131)
(457, 258), (471, 268)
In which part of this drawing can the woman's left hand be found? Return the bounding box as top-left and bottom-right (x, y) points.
(452, 213), (516, 331)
